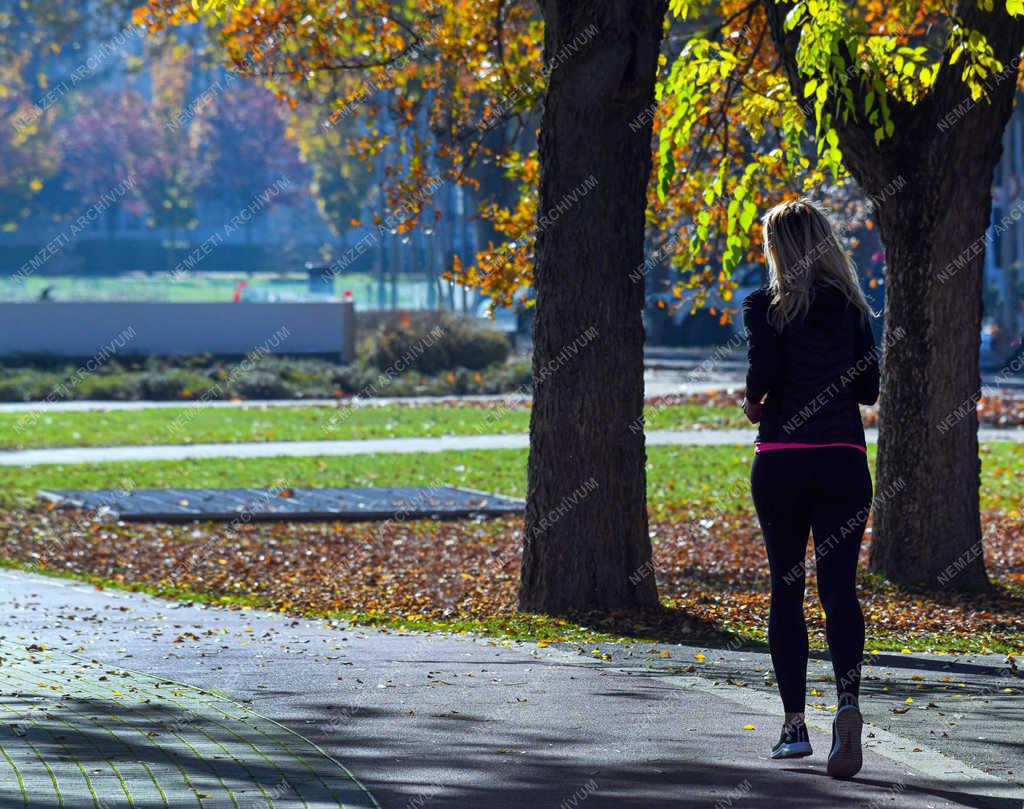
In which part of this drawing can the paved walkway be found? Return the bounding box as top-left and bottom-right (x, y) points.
(3, 427), (1024, 467)
(0, 642), (376, 808)
(0, 394), (535, 414)
(0, 569), (1020, 808)
(0, 429), (747, 466)
(0, 377), (737, 414)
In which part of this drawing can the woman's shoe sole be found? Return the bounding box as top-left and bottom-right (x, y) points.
(827, 707), (863, 778)
(771, 741), (812, 759)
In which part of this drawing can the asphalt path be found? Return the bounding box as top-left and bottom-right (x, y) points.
(1, 569), (1019, 808)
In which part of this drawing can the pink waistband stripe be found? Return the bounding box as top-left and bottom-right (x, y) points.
(754, 441), (867, 453)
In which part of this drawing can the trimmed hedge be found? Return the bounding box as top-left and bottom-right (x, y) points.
(0, 313), (527, 401)
(0, 353), (531, 402)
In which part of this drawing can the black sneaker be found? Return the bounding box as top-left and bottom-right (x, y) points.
(770, 721), (812, 759)
(827, 699), (863, 778)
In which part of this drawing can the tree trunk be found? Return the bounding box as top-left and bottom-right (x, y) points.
(761, 0), (1024, 593)
(861, 105), (1021, 592)
(519, 0), (666, 613)
(869, 182), (991, 591)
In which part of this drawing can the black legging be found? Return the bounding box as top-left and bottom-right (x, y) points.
(751, 446), (873, 713)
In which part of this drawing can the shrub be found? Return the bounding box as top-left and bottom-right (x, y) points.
(357, 313), (510, 374)
(133, 369), (220, 400)
(0, 370), (60, 402)
(0, 346), (529, 401)
(77, 373), (139, 401)
(227, 370), (297, 400)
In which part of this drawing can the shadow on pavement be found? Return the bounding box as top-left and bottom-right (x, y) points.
(782, 768), (1020, 809)
(282, 695), (1019, 809)
(311, 721), (1019, 809)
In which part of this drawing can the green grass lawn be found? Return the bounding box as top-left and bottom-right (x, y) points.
(13, 271), (419, 304)
(4, 442), (1022, 515)
(0, 403), (749, 449)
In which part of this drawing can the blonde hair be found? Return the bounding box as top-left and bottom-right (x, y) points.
(760, 197), (874, 329)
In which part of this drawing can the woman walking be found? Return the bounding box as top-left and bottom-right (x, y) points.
(741, 198), (880, 779)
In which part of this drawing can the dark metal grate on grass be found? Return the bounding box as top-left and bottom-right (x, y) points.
(38, 485), (524, 523)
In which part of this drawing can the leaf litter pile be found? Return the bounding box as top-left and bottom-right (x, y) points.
(1, 505), (1021, 650)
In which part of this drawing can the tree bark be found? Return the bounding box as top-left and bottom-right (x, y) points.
(868, 164), (994, 592)
(762, 0), (1024, 592)
(865, 31), (1023, 593)
(519, 0), (666, 613)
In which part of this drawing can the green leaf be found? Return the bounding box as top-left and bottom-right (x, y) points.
(739, 200), (757, 231)
(657, 147), (675, 202)
(784, 2), (806, 31)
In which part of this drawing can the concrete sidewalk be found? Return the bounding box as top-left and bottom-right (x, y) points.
(0, 373), (738, 414)
(0, 429), (750, 466)
(0, 568), (1019, 808)
(3, 427), (1024, 467)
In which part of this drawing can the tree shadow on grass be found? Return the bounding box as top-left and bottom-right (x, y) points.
(554, 603), (766, 649)
(894, 578), (1024, 620)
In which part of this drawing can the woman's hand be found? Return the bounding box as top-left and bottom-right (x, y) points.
(742, 396), (763, 424)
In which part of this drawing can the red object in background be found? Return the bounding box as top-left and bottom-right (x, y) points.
(343, 289), (353, 301)
(233, 280), (248, 303)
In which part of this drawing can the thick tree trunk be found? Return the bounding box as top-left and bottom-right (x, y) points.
(519, 0), (666, 613)
(865, 67), (1021, 593)
(870, 177), (994, 591)
(761, 0), (1024, 593)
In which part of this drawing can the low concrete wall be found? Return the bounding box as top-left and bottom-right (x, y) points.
(0, 301), (356, 361)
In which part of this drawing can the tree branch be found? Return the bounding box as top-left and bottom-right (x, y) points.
(761, 0), (1024, 194)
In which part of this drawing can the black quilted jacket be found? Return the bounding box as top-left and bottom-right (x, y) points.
(741, 282), (879, 445)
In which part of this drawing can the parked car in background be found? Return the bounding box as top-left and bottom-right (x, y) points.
(473, 288), (535, 348)
(643, 264), (765, 346)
